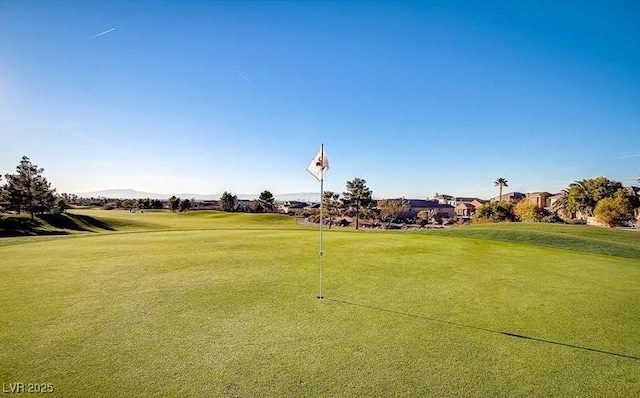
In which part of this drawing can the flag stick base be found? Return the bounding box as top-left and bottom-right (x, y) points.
(316, 296), (324, 299)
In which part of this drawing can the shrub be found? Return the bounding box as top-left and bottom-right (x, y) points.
(594, 193), (633, 227)
(474, 201), (516, 223)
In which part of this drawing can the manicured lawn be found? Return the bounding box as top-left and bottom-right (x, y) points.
(1, 210), (639, 396)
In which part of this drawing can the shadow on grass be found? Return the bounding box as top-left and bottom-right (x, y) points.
(0, 216), (56, 237)
(325, 297), (640, 361)
(0, 213), (116, 237)
(70, 214), (116, 231)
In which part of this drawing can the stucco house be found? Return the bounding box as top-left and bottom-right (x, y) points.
(455, 202), (476, 218)
(527, 191), (553, 208)
(470, 198), (487, 209)
(490, 192), (526, 203)
(435, 194), (487, 208)
(405, 199), (455, 219)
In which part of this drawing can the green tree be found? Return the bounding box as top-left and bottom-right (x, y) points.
(0, 175), (7, 211)
(378, 198), (410, 228)
(514, 199), (543, 222)
(247, 200), (263, 213)
(258, 190), (275, 212)
(342, 178), (373, 230)
(594, 191), (633, 227)
(567, 177), (624, 217)
(151, 199), (163, 209)
(4, 156), (57, 220)
(322, 190), (341, 228)
(494, 177), (508, 201)
(168, 196), (180, 212)
(474, 201), (515, 223)
(551, 189), (573, 219)
(219, 191), (238, 212)
(179, 198), (192, 212)
(57, 198), (68, 213)
(121, 199), (137, 210)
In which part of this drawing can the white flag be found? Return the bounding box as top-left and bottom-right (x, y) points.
(306, 146), (329, 181)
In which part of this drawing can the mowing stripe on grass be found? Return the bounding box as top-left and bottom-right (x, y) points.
(326, 298), (640, 361)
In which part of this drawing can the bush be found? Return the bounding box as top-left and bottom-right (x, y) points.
(594, 193), (633, 227)
(474, 201), (516, 223)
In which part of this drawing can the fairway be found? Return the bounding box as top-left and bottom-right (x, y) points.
(1, 210), (639, 397)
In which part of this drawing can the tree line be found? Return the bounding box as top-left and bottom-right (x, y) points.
(1, 156), (638, 229)
(474, 176), (640, 227)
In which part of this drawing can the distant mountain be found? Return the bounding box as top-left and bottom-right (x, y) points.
(273, 192), (320, 202)
(76, 189), (167, 200)
(74, 189), (320, 202)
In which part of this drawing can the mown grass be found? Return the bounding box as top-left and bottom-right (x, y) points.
(431, 222), (640, 260)
(1, 210), (639, 396)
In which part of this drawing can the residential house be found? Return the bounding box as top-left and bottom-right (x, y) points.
(198, 200), (218, 210)
(435, 194), (487, 208)
(279, 201), (308, 214)
(470, 198), (487, 209)
(434, 194), (455, 205)
(455, 202), (476, 218)
(237, 199), (250, 212)
(490, 192), (526, 203)
(527, 192), (553, 209)
(405, 199), (455, 219)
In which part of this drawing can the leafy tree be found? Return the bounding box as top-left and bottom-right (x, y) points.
(378, 198), (410, 228)
(179, 198), (192, 212)
(168, 196), (180, 212)
(4, 156), (57, 220)
(514, 199), (544, 222)
(219, 191), (238, 212)
(567, 177), (624, 217)
(247, 200), (263, 213)
(57, 198), (69, 213)
(474, 201), (515, 223)
(138, 198), (151, 210)
(258, 190), (275, 212)
(417, 209), (437, 225)
(121, 199), (137, 210)
(0, 175), (7, 211)
(342, 178), (373, 230)
(594, 191), (633, 227)
(322, 190), (341, 228)
(494, 177), (508, 201)
(151, 199), (163, 209)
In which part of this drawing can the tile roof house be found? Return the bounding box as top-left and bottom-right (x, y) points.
(279, 201), (308, 214)
(470, 198), (487, 209)
(527, 192), (553, 209)
(435, 194), (487, 207)
(490, 192), (526, 203)
(405, 199), (455, 218)
(455, 202), (476, 218)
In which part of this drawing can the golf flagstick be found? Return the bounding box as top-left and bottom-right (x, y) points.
(306, 144), (329, 299)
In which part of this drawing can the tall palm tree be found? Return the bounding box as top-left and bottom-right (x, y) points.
(494, 177), (509, 201)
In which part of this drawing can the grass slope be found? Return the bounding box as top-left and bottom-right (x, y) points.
(1, 211), (639, 396)
(432, 222), (640, 260)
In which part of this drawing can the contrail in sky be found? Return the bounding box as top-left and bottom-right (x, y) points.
(91, 28), (116, 39)
(236, 70), (250, 82)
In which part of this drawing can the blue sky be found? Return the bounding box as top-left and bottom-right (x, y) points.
(1, 1), (639, 199)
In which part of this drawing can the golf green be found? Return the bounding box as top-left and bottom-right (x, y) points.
(1, 210), (638, 396)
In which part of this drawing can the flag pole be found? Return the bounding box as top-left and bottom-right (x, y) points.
(318, 143), (324, 299)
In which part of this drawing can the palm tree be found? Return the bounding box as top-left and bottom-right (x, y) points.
(551, 188), (572, 219)
(494, 177), (509, 201)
